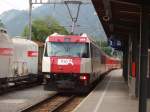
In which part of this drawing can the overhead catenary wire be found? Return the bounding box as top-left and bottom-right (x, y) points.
(48, 4), (78, 33)
(48, 4), (74, 33)
(60, 2), (98, 34)
(0, 0), (100, 37)
(2, 0), (103, 34)
(51, 4), (72, 24)
(80, 6), (101, 31)
(76, 5), (107, 38)
(29, 0), (92, 37)
(31, 0), (91, 4)
(64, 1), (82, 34)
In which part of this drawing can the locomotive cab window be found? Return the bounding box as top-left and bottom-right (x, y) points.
(46, 42), (89, 58)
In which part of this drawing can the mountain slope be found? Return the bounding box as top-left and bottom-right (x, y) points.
(0, 4), (107, 40)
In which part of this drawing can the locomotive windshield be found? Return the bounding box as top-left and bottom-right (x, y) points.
(45, 42), (89, 58)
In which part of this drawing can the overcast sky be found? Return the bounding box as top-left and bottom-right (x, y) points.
(0, 0), (31, 14)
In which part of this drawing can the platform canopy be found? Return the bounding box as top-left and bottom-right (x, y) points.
(91, 0), (150, 40)
(91, 1), (150, 112)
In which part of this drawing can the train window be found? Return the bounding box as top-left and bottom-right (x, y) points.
(91, 44), (100, 58)
(95, 48), (100, 57)
(90, 44), (94, 58)
(46, 42), (89, 58)
(91, 44), (96, 58)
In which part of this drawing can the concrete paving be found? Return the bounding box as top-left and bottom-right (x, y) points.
(73, 69), (138, 112)
(0, 86), (56, 112)
(147, 100), (150, 112)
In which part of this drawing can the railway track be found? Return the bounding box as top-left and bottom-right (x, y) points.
(22, 93), (79, 112)
(21, 73), (107, 112)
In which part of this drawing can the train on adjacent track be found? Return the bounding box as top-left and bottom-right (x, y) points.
(0, 28), (40, 89)
(42, 33), (121, 93)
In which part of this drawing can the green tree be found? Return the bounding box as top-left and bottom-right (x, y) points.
(22, 16), (68, 42)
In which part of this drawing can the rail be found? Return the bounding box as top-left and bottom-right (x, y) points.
(22, 93), (76, 112)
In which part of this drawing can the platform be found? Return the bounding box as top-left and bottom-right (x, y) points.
(0, 86), (56, 112)
(73, 69), (138, 112)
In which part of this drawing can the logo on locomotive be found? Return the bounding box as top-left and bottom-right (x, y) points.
(57, 59), (74, 66)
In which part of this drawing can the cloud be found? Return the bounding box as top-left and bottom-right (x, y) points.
(0, 0), (29, 14)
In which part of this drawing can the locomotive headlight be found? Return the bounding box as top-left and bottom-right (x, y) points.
(45, 74), (51, 79)
(80, 76), (87, 80)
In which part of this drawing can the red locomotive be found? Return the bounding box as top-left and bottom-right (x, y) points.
(42, 33), (121, 93)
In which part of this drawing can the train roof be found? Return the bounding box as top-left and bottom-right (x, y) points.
(12, 37), (38, 46)
(46, 33), (92, 43)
